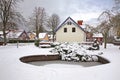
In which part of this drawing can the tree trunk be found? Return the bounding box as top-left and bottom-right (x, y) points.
(36, 27), (39, 39)
(53, 34), (54, 42)
(3, 23), (7, 45)
(104, 33), (107, 49)
(52, 30), (55, 42)
(35, 17), (39, 39)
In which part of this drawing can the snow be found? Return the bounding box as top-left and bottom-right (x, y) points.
(7, 31), (23, 38)
(0, 43), (120, 80)
(93, 33), (103, 37)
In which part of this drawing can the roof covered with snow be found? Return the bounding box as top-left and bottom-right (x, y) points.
(39, 33), (47, 39)
(7, 30), (24, 38)
(0, 31), (9, 34)
(93, 33), (103, 38)
(0, 31), (3, 34)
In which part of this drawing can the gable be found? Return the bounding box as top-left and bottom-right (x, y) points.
(55, 17), (85, 33)
(19, 31), (29, 39)
(7, 30), (29, 39)
(39, 33), (47, 39)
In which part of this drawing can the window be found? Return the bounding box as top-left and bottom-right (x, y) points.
(72, 27), (76, 32)
(67, 21), (72, 25)
(64, 28), (67, 32)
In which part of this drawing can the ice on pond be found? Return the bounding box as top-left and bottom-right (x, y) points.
(28, 60), (102, 68)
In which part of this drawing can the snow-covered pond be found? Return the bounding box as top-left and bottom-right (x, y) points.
(28, 60), (102, 68)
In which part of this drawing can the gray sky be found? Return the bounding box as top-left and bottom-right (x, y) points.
(18, 0), (115, 25)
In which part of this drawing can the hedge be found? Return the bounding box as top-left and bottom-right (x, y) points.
(8, 40), (35, 43)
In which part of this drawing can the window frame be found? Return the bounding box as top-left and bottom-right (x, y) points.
(64, 28), (67, 33)
(72, 27), (76, 32)
(67, 21), (72, 25)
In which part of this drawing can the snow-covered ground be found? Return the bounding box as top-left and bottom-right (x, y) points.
(0, 43), (120, 80)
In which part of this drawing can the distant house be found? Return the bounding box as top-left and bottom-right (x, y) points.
(7, 30), (29, 40)
(55, 17), (86, 43)
(86, 31), (93, 42)
(48, 34), (55, 42)
(27, 32), (36, 40)
(93, 33), (103, 44)
(39, 33), (49, 41)
(0, 31), (5, 45)
(0, 31), (9, 36)
(0, 31), (2, 38)
(0, 36), (4, 42)
(0, 36), (4, 45)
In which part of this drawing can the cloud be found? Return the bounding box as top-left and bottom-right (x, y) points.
(18, 0), (114, 25)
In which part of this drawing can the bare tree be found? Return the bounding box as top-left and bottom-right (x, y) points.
(30, 7), (47, 39)
(111, 0), (120, 37)
(48, 14), (60, 42)
(7, 11), (27, 31)
(0, 0), (23, 45)
(113, 0), (120, 12)
(85, 24), (98, 33)
(111, 13), (120, 37)
(98, 10), (113, 48)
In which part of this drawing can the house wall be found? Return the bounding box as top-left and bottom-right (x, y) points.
(56, 24), (86, 43)
(29, 33), (35, 40)
(44, 34), (49, 41)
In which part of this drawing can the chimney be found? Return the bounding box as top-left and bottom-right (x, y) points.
(77, 20), (83, 25)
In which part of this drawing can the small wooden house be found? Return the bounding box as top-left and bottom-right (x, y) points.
(27, 32), (36, 40)
(39, 33), (49, 41)
(55, 17), (86, 43)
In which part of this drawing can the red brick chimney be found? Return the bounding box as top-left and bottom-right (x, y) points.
(77, 20), (83, 25)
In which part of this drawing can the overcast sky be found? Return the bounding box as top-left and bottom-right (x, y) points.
(17, 0), (115, 25)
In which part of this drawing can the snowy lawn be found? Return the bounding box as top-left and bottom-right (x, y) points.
(0, 43), (120, 80)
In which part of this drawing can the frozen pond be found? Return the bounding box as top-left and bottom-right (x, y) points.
(28, 60), (102, 68)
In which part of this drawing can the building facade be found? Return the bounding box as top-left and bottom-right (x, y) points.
(55, 17), (86, 43)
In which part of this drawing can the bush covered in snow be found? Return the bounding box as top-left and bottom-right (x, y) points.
(50, 42), (61, 47)
(81, 55), (98, 62)
(50, 42), (100, 62)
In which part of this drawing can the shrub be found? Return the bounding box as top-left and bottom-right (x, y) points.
(34, 40), (40, 47)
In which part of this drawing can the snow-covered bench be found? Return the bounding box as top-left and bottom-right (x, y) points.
(39, 41), (51, 48)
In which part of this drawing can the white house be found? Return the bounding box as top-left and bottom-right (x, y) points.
(55, 17), (86, 43)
